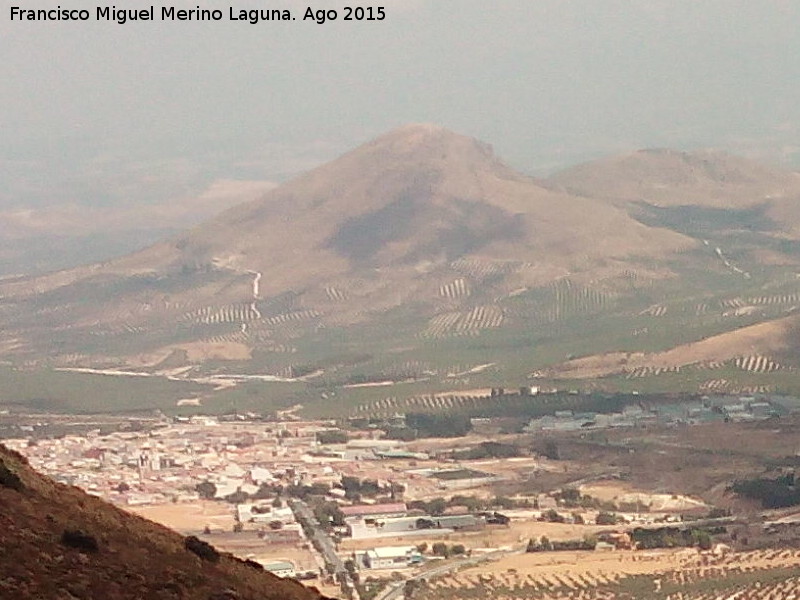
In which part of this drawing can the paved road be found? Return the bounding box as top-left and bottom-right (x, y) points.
(289, 499), (358, 599)
(375, 547), (522, 600)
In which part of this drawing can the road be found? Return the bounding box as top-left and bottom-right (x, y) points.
(289, 499), (358, 599)
(375, 546), (522, 600)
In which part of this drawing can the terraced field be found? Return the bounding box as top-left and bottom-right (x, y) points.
(421, 306), (505, 338)
(7, 236), (800, 416)
(353, 392), (493, 417)
(413, 549), (800, 600)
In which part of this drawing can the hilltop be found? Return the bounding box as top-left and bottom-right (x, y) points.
(548, 148), (800, 209)
(0, 443), (327, 600)
(4, 127), (800, 411)
(3, 125), (692, 295)
(0, 125), (692, 368)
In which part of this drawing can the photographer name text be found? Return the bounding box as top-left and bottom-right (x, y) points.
(9, 5), (386, 25)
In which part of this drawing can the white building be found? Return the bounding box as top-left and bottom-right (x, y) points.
(261, 560), (296, 578)
(237, 504), (295, 524)
(359, 546), (421, 570)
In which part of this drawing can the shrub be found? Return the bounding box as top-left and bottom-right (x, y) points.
(317, 430), (349, 445)
(731, 474), (800, 508)
(0, 460), (23, 491)
(595, 512), (618, 525)
(244, 559), (264, 570)
(185, 535), (220, 562)
(61, 529), (99, 553)
(195, 481), (217, 500)
(544, 509), (565, 523)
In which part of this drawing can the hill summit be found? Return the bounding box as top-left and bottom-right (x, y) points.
(0, 125), (699, 370)
(7, 126), (800, 395)
(134, 123), (691, 294)
(549, 147), (800, 210)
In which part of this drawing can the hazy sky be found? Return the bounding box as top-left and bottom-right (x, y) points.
(2, 0), (800, 213)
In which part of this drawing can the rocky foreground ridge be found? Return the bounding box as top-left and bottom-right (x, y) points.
(0, 443), (328, 600)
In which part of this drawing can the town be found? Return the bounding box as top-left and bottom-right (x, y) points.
(4, 389), (800, 599)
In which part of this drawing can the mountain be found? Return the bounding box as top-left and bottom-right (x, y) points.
(0, 125), (694, 369)
(534, 315), (800, 380)
(0, 443), (327, 600)
(4, 127), (800, 407)
(5, 125), (692, 292)
(165, 125), (691, 290)
(548, 149), (800, 241)
(548, 148), (800, 209)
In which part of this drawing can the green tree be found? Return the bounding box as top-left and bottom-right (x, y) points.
(558, 488), (581, 506)
(317, 430), (349, 445)
(449, 495), (484, 511)
(313, 501), (345, 528)
(195, 480), (217, 500)
(693, 529), (713, 550)
(450, 544), (466, 556)
(544, 509), (564, 523)
(542, 440), (560, 460)
(595, 512), (618, 525)
(431, 542), (449, 558)
(344, 559), (356, 576)
(224, 489), (249, 504)
(428, 497), (447, 516)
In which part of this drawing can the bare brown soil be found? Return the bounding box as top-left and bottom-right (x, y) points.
(538, 316), (795, 379)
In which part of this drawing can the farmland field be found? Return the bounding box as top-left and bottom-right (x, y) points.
(412, 548), (800, 600)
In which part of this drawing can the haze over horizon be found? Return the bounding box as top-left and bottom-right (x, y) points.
(2, 0), (800, 273)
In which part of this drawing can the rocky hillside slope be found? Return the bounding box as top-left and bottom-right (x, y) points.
(0, 444), (328, 600)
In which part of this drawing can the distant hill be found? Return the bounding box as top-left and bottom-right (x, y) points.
(4, 127), (800, 406)
(548, 149), (800, 240)
(534, 315), (800, 380)
(548, 148), (800, 209)
(0, 443), (327, 600)
(0, 125), (693, 368)
(0, 179), (275, 278)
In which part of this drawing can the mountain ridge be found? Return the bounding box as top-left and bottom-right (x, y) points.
(3, 126), (800, 398)
(1, 125), (695, 298)
(547, 147), (800, 213)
